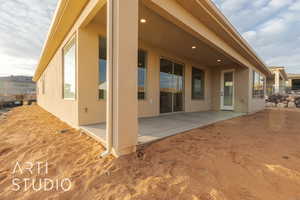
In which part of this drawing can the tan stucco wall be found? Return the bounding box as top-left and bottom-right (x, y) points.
(36, 4), (87, 127)
(37, 19), (266, 127)
(266, 78), (275, 88)
(36, 17), (214, 127)
(249, 98), (265, 113)
(211, 65), (249, 113)
(75, 21), (213, 126)
(77, 24), (106, 125)
(36, 48), (78, 127)
(139, 41), (213, 117)
(185, 65), (212, 113)
(248, 68), (266, 113)
(36, 0), (268, 128)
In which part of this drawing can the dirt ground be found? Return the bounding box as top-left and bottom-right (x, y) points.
(0, 106), (300, 200)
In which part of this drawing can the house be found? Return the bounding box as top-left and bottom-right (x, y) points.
(33, 0), (271, 157)
(0, 76), (36, 96)
(266, 66), (288, 95)
(287, 74), (300, 92)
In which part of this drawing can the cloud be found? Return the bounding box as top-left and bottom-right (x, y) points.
(260, 19), (286, 34)
(213, 0), (300, 74)
(289, 1), (300, 10)
(268, 0), (294, 9)
(0, 54), (37, 76)
(0, 0), (57, 76)
(0, 0), (299, 76)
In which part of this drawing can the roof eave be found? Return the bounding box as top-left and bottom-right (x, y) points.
(191, 0), (271, 76)
(207, 0), (271, 76)
(33, 0), (90, 82)
(33, 0), (67, 82)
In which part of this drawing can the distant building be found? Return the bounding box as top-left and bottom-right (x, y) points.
(266, 66), (288, 95)
(0, 76), (36, 96)
(287, 74), (300, 92)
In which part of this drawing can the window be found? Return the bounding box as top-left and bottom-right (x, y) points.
(42, 74), (45, 95)
(138, 50), (147, 99)
(98, 37), (107, 99)
(252, 70), (265, 98)
(192, 67), (205, 99)
(63, 37), (76, 99)
(292, 79), (300, 90)
(36, 83), (39, 96)
(98, 36), (147, 100)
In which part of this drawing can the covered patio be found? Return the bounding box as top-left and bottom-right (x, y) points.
(31, 0), (270, 157)
(73, 0), (267, 156)
(80, 111), (245, 145)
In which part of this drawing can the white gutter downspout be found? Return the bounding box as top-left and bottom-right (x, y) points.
(101, 0), (113, 157)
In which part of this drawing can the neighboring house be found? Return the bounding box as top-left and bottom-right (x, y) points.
(33, 0), (271, 157)
(266, 66), (288, 95)
(0, 76), (36, 96)
(287, 74), (300, 92)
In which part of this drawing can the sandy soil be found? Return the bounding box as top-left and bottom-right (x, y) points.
(0, 106), (300, 200)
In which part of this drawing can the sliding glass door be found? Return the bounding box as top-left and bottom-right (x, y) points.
(160, 58), (184, 114)
(160, 59), (173, 113)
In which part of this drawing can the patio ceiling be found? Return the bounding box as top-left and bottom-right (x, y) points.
(138, 4), (236, 68)
(92, 3), (237, 68)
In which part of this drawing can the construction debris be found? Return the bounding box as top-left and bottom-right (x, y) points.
(266, 94), (300, 108)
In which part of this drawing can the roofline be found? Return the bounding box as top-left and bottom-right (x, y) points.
(288, 74), (300, 79)
(202, 0), (271, 76)
(268, 66), (288, 80)
(33, 0), (67, 81)
(269, 66), (285, 69)
(33, 0), (90, 82)
(280, 70), (288, 80)
(34, 0), (272, 81)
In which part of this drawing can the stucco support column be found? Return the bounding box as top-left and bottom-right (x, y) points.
(274, 71), (280, 94)
(106, 0), (138, 157)
(247, 68), (253, 113)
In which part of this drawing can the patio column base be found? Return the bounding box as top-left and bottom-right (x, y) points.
(112, 146), (137, 158)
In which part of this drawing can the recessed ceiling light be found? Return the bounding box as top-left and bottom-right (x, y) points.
(217, 59), (222, 62)
(140, 19), (147, 23)
(192, 46), (196, 49)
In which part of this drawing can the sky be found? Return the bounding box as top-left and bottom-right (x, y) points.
(212, 0), (300, 74)
(0, 0), (57, 77)
(0, 0), (299, 77)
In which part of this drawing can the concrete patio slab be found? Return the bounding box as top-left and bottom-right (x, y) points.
(80, 111), (246, 145)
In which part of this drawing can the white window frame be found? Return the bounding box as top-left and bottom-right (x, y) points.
(191, 67), (205, 100)
(252, 70), (265, 99)
(62, 36), (76, 100)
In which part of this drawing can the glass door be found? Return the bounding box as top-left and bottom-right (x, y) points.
(160, 58), (184, 114)
(220, 70), (234, 110)
(160, 59), (173, 113)
(173, 63), (184, 112)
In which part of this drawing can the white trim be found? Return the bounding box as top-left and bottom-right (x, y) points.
(102, 0), (114, 156)
(62, 35), (77, 100)
(138, 49), (148, 100)
(220, 69), (235, 111)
